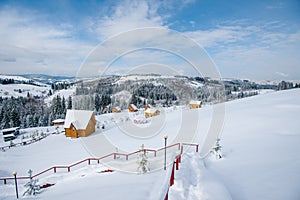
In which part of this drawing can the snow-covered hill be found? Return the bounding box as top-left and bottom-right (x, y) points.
(0, 89), (299, 199)
(0, 74), (50, 98)
(0, 83), (50, 98)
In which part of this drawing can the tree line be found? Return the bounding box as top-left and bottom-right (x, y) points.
(0, 95), (72, 130)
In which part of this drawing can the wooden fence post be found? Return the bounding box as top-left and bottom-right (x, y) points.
(164, 189), (169, 200)
(170, 163), (175, 186)
(176, 158), (179, 170)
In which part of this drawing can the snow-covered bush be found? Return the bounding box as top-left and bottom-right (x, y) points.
(211, 138), (222, 160)
(23, 169), (40, 196)
(137, 144), (150, 174)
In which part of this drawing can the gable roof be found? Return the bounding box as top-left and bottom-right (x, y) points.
(129, 104), (138, 110)
(64, 110), (94, 130)
(145, 107), (156, 114)
(52, 119), (65, 123)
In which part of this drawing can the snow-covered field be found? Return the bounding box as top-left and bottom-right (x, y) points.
(0, 89), (300, 199)
(0, 84), (50, 98)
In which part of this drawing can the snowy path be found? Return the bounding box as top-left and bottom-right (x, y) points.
(169, 152), (232, 200)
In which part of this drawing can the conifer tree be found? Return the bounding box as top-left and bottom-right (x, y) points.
(67, 96), (72, 109)
(137, 144), (150, 174)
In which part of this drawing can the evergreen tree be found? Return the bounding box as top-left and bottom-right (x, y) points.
(62, 96), (66, 114)
(26, 115), (34, 128)
(130, 94), (138, 105)
(23, 169), (40, 196)
(3, 112), (10, 129)
(11, 108), (21, 127)
(137, 144), (150, 174)
(0, 107), (4, 128)
(67, 96), (72, 109)
(95, 94), (101, 112)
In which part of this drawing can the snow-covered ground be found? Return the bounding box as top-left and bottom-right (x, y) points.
(170, 89), (300, 200)
(0, 84), (50, 98)
(1, 89), (300, 199)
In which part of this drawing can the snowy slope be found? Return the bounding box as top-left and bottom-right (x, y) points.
(0, 83), (50, 98)
(0, 89), (299, 199)
(170, 89), (300, 200)
(0, 74), (50, 97)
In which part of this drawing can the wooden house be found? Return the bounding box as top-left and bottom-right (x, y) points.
(64, 110), (96, 138)
(112, 106), (121, 113)
(128, 104), (138, 112)
(189, 100), (202, 109)
(145, 104), (152, 110)
(145, 107), (160, 118)
(52, 119), (65, 126)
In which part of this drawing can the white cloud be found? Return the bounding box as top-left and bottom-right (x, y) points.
(183, 20), (300, 80)
(0, 8), (93, 75)
(91, 0), (165, 40)
(0, 1), (299, 80)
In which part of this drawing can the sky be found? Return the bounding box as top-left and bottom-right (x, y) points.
(0, 0), (299, 80)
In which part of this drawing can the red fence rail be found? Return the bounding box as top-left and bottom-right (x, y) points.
(0, 142), (199, 185)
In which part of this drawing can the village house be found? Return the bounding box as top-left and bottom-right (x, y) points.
(189, 100), (202, 109)
(128, 104), (138, 112)
(52, 119), (65, 126)
(64, 110), (96, 138)
(112, 106), (121, 113)
(144, 104), (160, 118)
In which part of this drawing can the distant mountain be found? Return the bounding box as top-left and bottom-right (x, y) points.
(20, 74), (76, 85)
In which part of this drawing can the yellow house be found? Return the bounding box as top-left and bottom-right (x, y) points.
(128, 104), (138, 112)
(112, 106), (121, 113)
(145, 107), (160, 118)
(64, 110), (96, 138)
(52, 119), (65, 126)
(145, 104), (152, 110)
(189, 100), (202, 109)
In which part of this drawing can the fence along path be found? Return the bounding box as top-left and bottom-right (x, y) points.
(0, 142), (199, 185)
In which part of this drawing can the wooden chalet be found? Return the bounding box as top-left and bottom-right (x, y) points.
(128, 104), (138, 112)
(52, 119), (65, 126)
(145, 104), (152, 110)
(189, 100), (202, 109)
(112, 106), (121, 113)
(145, 107), (160, 118)
(64, 110), (96, 138)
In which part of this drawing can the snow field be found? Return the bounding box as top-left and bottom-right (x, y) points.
(171, 89), (300, 200)
(1, 89), (299, 199)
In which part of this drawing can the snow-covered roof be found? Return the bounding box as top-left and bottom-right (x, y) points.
(64, 110), (94, 130)
(1, 127), (20, 133)
(129, 104), (138, 110)
(145, 108), (157, 114)
(189, 100), (202, 105)
(52, 119), (65, 123)
(3, 133), (15, 138)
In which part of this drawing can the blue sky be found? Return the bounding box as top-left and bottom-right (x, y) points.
(0, 0), (299, 80)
